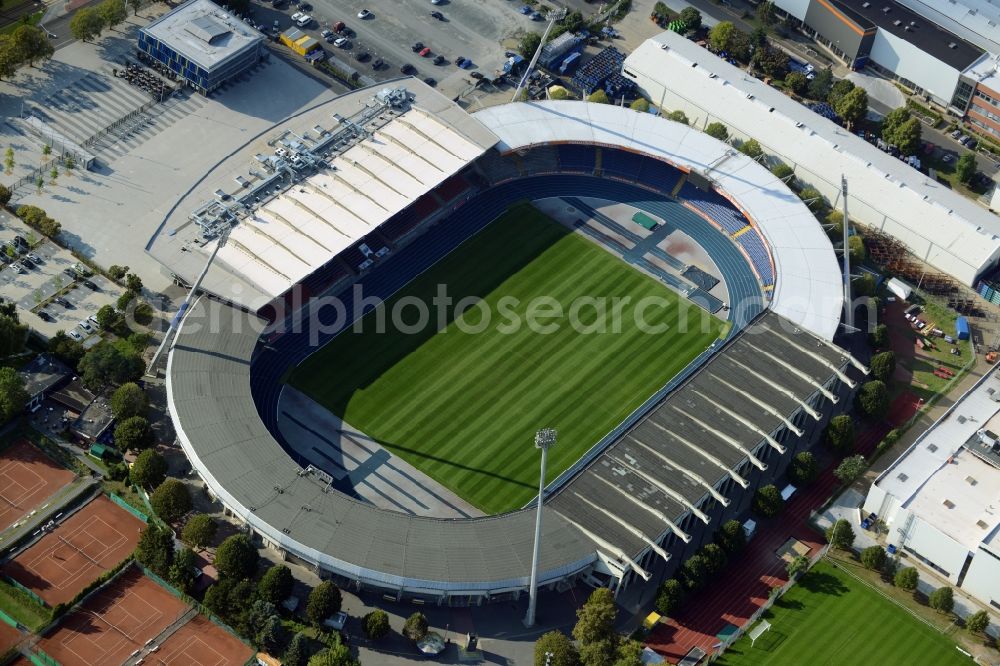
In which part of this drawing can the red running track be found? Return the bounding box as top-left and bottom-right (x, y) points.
(646, 421), (890, 664)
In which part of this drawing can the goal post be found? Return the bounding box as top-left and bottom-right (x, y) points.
(749, 619), (771, 647)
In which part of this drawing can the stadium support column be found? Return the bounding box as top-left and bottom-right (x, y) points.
(524, 428), (557, 628)
(841, 175), (853, 331)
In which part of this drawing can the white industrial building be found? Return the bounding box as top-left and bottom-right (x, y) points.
(622, 31), (1000, 287)
(863, 368), (1000, 611)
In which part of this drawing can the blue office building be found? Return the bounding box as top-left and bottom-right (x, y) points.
(138, 0), (266, 94)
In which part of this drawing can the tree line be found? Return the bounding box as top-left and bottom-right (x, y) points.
(0, 25), (54, 80)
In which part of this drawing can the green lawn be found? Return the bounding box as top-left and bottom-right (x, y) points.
(289, 203), (724, 513)
(716, 561), (970, 666)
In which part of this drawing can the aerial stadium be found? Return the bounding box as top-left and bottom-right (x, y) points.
(153, 77), (868, 605)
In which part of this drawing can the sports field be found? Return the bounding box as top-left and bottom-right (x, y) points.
(716, 561), (970, 665)
(290, 203), (724, 513)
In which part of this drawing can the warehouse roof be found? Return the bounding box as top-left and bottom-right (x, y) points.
(169, 296), (850, 589)
(141, 0), (264, 71)
(623, 31), (1000, 287)
(896, 0), (1000, 55)
(473, 101), (844, 341)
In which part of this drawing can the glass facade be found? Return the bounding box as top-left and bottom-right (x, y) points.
(137, 29), (263, 93)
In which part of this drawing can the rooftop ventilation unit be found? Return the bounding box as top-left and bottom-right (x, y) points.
(977, 520), (989, 529)
(897, 472), (909, 482)
(927, 443), (938, 452)
(942, 498), (956, 509)
(861, 1), (870, 6)
(882, 6), (891, 12)
(966, 476), (978, 486)
(894, 19), (901, 26)
(949, 42), (958, 49)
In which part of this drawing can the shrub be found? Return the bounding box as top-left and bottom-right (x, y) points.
(403, 611), (429, 641)
(306, 581), (342, 626)
(834, 455), (867, 485)
(788, 451), (818, 485)
(929, 586), (954, 614)
(362, 609), (390, 640)
(785, 71), (807, 94)
(667, 110), (689, 125)
(826, 415), (855, 453)
(587, 89), (610, 104)
(860, 545), (886, 570)
(857, 380), (889, 418)
(258, 564), (294, 605)
(870, 323), (889, 349)
(655, 579), (685, 616)
(870, 351), (896, 383)
(787, 555), (809, 578)
(754, 484), (784, 517)
(150, 479), (192, 523)
(966, 610), (989, 635)
(534, 630), (577, 666)
(894, 566), (918, 591)
(715, 519), (746, 554)
(825, 519), (855, 550)
(181, 513), (217, 549)
(771, 163), (794, 180)
(630, 98), (650, 112)
(705, 122), (729, 141)
(738, 138), (763, 159)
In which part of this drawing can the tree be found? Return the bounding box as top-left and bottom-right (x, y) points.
(111, 382), (147, 419)
(99, 0), (127, 28)
(881, 107), (910, 138)
(705, 122), (729, 141)
(260, 614), (288, 653)
(668, 110), (689, 125)
(613, 639), (644, 666)
(679, 6), (702, 31)
(757, 0), (775, 25)
(403, 612), (429, 642)
(48, 331), (85, 366)
(12, 26), (53, 67)
(114, 415), (154, 452)
(881, 109), (921, 154)
(78, 342), (144, 390)
(834, 454), (867, 485)
(727, 30), (754, 62)
(699, 543), (727, 574)
(753, 47), (789, 79)
(168, 546), (197, 593)
(108, 264), (129, 281)
(181, 513), (217, 549)
(117, 290), (137, 311)
(738, 138), (763, 160)
(0, 183), (9, 208)
(306, 581), (342, 625)
(655, 578), (685, 616)
(966, 610), (989, 635)
(307, 636), (358, 666)
(535, 630), (577, 666)
(871, 323), (889, 349)
(549, 88), (571, 100)
(125, 273), (143, 293)
(798, 186), (823, 207)
(135, 525), (174, 575)
(808, 67), (833, 99)
(956, 152), (977, 185)
(150, 479), (192, 523)
(284, 632), (311, 666)
(825, 414), (855, 452)
(258, 564), (294, 605)
(827, 79), (855, 107)
(929, 586), (954, 614)
(70, 7), (105, 42)
(716, 519), (747, 554)
(93, 304), (119, 331)
(680, 553), (710, 590)
(787, 555), (809, 578)
(203, 578), (237, 617)
(573, 587), (617, 648)
(826, 519), (856, 550)
(835, 86), (868, 130)
(518, 32), (541, 58)
(785, 71), (808, 94)
(587, 90), (610, 104)
(0, 309), (27, 359)
(64, 154), (75, 173)
(858, 380), (889, 417)
(3, 146), (12, 174)
(754, 484), (784, 517)
(894, 566), (918, 591)
(0, 367), (27, 424)
(362, 609), (390, 640)
(629, 98), (649, 112)
(709, 21), (735, 53)
(215, 533), (258, 580)
(49, 165), (58, 185)
(130, 449), (166, 489)
(860, 545), (886, 571)
(788, 451), (818, 485)
(870, 351), (896, 383)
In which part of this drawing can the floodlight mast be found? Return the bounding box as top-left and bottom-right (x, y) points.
(146, 223), (235, 377)
(511, 8), (567, 103)
(524, 428), (557, 628)
(841, 175), (853, 331)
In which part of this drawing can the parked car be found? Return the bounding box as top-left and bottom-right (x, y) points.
(55, 297), (71, 308)
(9, 263), (22, 274)
(321, 28), (334, 41)
(81, 279), (98, 290)
(951, 129), (963, 139)
(423, 77), (436, 87)
(419, 47), (431, 57)
(67, 329), (83, 341)
(299, 2), (311, 10)
(959, 135), (971, 145)
(62, 268), (76, 279)
(401, 63), (416, 74)
(433, 54), (445, 65)
(430, 10), (444, 20)
(412, 42), (424, 52)
(79, 320), (94, 334)
(354, 51), (370, 62)
(357, 8), (372, 19)
(38, 311), (53, 322)
(334, 37), (350, 48)
(19, 257), (33, 269)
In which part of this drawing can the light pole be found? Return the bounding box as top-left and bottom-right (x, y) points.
(524, 427), (557, 628)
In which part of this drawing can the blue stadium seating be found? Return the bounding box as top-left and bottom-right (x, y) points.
(557, 144), (596, 173)
(637, 158), (682, 193)
(601, 149), (644, 180)
(737, 230), (774, 286)
(519, 146), (559, 175)
(679, 183), (750, 235)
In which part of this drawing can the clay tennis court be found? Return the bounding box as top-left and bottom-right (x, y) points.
(0, 620), (22, 655)
(2, 494), (145, 606)
(148, 614), (253, 666)
(0, 439), (75, 532)
(37, 568), (189, 666)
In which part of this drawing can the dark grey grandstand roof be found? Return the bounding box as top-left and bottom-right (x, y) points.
(169, 299), (850, 589)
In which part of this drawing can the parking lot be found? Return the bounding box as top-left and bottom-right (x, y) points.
(253, 0), (548, 98)
(0, 210), (122, 342)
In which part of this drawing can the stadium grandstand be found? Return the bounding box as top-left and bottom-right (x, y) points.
(163, 85), (868, 604)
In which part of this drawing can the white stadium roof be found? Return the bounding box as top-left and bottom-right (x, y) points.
(623, 31), (1000, 288)
(473, 101), (845, 341)
(215, 107), (488, 297)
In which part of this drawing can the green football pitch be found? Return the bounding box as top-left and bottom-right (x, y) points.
(716, 561), (970, 666)
(289, 203), (724, 513)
